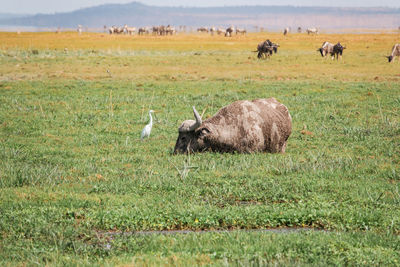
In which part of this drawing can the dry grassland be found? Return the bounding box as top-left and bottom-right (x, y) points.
(1, 32), (399, 82)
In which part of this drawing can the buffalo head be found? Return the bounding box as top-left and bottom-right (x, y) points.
(174, 106), (209, 154)
(387, 55), (394, 62)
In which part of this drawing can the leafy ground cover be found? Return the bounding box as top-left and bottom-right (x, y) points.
(0, 32), (399, 265)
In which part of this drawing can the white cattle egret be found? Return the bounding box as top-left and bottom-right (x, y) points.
(140, 110), (155, 140)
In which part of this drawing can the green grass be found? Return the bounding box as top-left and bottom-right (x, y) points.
(1, 33), (400, 265)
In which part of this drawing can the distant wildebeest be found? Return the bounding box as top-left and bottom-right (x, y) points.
(306, 27), (318, 35)
(166, 25), (176, 35)
(152, 26), (160, 35)
(387, 44), (400, 62)
(318, 42), (345, 60)
(283, 27), (289, 35)
(225, 26), (234, 37)
(155, 25), (165, 35)
(318, 41), (334, 58)
(297, 27), (302, 33)
(332, 42), (346, 60)
(124, 25), (136, 35)
(174, 98), (292, 154)
(159, 25), (166, 35)
(138, 27), (149, 35)
(216, 28), (226, 35)
(255, 39), (279, 59)
(236, 28), (247, 35)
(153, 26), (164, 35)
(197, 27), (209, 33)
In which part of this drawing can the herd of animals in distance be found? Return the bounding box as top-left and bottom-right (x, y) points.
(75, 24), (400, 63)
(75, 24), (400, 152)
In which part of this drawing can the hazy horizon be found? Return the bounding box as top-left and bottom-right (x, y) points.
(2, 0), (400, 14)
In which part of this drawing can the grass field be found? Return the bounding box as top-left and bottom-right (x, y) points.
(0, 32), (400, 266)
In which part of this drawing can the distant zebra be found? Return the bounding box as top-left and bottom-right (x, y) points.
(124, 25), (136, 35)
(77, 25), (82, 35)
(307, 27), (318, 35)
(210, 27), (216, 36)
(236, 28), (247, 35)
(216, 28), (226, 35)
(109, 26), (124, 34)
(297, 27), (302, 33)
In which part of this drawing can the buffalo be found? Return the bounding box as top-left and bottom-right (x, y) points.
(174, 98), (292, 154)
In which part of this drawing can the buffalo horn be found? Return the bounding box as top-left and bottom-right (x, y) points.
(188, 106), (202, 131)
